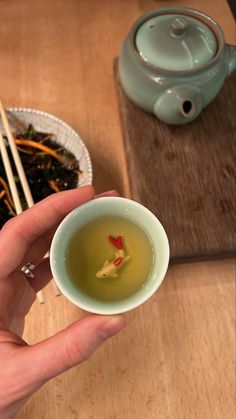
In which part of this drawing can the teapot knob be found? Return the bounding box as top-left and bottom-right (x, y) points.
(170, 17), (188, 37)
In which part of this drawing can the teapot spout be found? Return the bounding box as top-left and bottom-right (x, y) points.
(226, 44), (236, 76)
(153, 85), (203, 125)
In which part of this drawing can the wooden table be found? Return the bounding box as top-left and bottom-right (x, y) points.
(0, 1), (235, 418)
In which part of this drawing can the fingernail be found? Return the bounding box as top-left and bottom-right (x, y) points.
(106, 189), (118, 194)
(99, 316), (126, 338)
(95, 190), (120, 198)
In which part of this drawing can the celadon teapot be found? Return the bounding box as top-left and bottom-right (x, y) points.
(119, 7), (236, 125)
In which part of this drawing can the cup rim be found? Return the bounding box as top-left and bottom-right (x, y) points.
(50, 197), (170, 314)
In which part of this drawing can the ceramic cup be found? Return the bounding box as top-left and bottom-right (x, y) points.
(50, 197), (170, 314)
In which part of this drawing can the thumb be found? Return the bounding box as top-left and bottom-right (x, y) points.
(23, 315), (125, 384)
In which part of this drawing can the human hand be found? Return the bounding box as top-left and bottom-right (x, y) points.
(0, 186), (125, 419)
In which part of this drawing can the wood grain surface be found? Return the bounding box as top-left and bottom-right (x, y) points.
(114, 63), (236, 262)
(0, 1), (234, 419)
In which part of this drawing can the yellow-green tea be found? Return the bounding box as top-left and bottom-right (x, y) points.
(66, 216), (154, 302)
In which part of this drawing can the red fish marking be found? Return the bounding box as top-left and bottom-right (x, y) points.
(113, 256), (123, 267)
(108, 235), (123, 250)
(96, 235), (131, 278)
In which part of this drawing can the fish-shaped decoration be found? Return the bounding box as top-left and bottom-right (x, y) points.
(96, 235), (131, 278)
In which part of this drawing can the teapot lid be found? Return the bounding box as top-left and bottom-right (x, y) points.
(135, 13), (217, 71)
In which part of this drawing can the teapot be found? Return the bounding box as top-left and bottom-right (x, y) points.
(118, 7), (236, 125)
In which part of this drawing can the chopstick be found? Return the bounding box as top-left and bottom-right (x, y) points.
(0, 100), (34, 207)
(0, 99), (60, 302)
(0, 118), (45, 304)
(0, 130), (22, 214)
(0, 125), (45, 304)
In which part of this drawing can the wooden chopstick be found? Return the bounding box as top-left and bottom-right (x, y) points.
(0, 99), (47, 302)
(0, 99), (35, 207)
(0, 100), (61, 299)
(0, 130), (22, 214)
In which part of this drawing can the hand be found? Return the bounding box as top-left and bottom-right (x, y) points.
(0, 186), (125, 419)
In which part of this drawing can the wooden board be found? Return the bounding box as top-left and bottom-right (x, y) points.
(114, 59), (236, 262)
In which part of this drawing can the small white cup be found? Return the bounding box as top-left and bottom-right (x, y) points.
(50, 197), (169, 314)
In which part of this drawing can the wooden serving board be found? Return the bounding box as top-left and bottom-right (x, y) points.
(114, 59), (236, 262)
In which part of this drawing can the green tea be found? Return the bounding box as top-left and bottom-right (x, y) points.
(66, 216), (154, 302)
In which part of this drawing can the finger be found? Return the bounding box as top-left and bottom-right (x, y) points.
(28, 257), (52, 293)
(21, 190), (120, 268)
(21, 227), (57, 267)
(0, 186), (95, 277)
(21, 315), (126, 384)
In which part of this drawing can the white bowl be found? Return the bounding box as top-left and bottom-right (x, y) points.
(3, 107), (93, 186)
